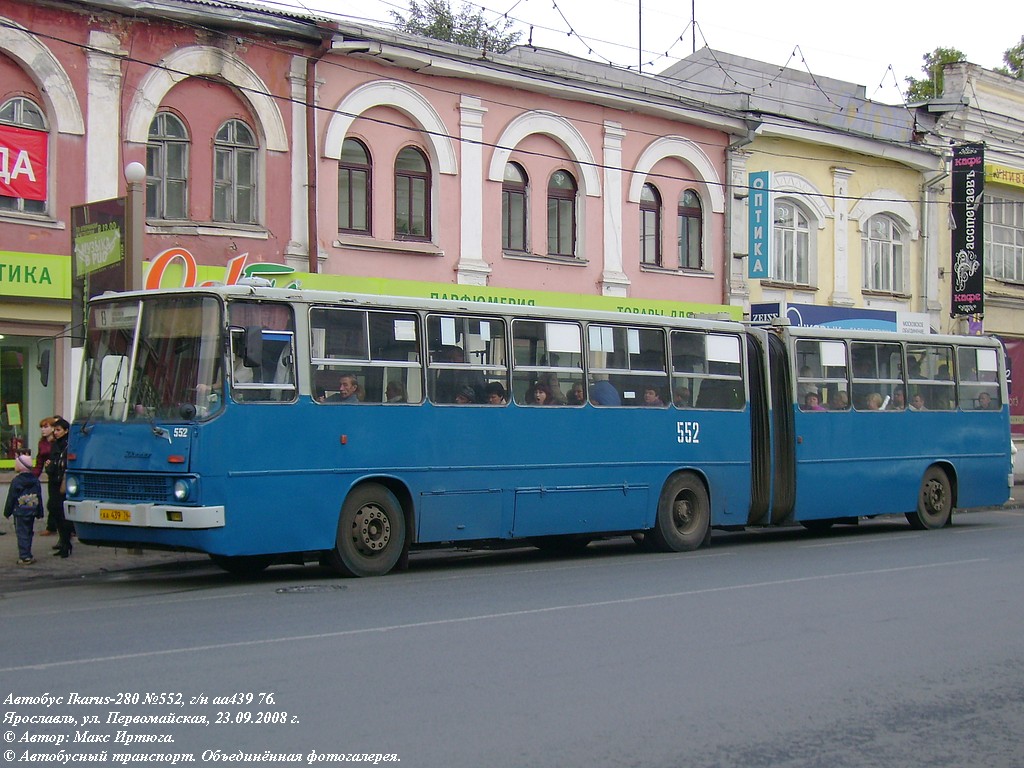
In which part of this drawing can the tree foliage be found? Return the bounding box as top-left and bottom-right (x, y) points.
(904, 47), (966, 102)
(995, 35), (1024, 78)
(390, 0), (522, 53)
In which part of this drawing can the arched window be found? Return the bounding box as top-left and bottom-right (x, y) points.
(547, 169), (577, 257)
(338, 138), (371, 234)
(394, 146), (430, 240)
(502, 162), (528, 252)
(640, 183), (662, 266)
(772, 200), (810, 285)
(213, 119), (257, 224)
(146, 112), (189, 220)
(678, 189), (703, 270)
(0, 96), (46, 215)
(863, 214), (905, 293)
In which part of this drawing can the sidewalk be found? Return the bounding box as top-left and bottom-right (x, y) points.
(1, 480), (1022, 590)
(0, 514), (209, 589)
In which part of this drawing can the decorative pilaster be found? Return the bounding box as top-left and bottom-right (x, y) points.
(456, 95), (491, 285)
(600, 121), (629, 297)
(830, 166), (855, 307)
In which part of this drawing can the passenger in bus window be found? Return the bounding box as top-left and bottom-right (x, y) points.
(801, 392), (825, 411)
(673, 386), (692, 408)
(643, 386), (666, 407)
(589, 378), (621, 406)
(324, 373), (361, 403)
(909, 393), (927, 411)
(485, 382), (508, 405)
(385, 381), (406, 403)
(525, 382), (553, 405)
(566, 381), (585, 406)
(977, 392), (996, 410)
(830, 391), (850, 410)
(454, 386), (477, 405)
(539, 372), (567, 404)
(864, 392), (884, 410)
(890, 386), (906, 410)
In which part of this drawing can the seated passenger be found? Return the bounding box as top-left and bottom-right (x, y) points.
(830, 391), (850, 410)
(864, 392), (883, 410)
(977, 391), (996, 410)
(909, 393), (927, 411)
(890, 386), (906, 410)
(385, 381), (406, 403)
(801, 392), (826, 411)
(673, 386), (692, 408)
(454, 385), (477, 405)
(323, 373), (361, 403)
(539, 373), (567, 404)
(642, 386), (666, 407)
(589, 379), (621, 406)
(525, 382), (553, 405)
(565, 381), (585, 406)
(485, 382), (508, 405)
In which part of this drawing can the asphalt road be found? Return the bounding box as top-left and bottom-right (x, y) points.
(2, 502), (1024, 768)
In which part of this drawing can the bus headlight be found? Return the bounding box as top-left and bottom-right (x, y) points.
(173, 479), (192, 502)
(65, 474), (79, 497)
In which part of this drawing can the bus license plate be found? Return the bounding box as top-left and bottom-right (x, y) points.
(99, 509), (132, 522)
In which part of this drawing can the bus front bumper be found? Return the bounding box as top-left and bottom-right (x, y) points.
(66, 500), (225, 529)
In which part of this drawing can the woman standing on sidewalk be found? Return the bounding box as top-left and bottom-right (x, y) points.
(33, 416), (56, 536)
(45, 418), (71, 558)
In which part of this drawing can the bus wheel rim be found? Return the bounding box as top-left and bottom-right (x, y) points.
(352, 505), (391, 554)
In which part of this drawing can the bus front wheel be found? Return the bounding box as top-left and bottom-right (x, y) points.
(327, 484), (407, 577)
(646, 473), (710, 552)
(907, 467), (952, 530)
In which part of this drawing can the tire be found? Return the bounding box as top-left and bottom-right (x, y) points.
(210, 554), (274, 576)
(906, 467), (953, 530)
(327, 484), (406, 577)
(646, 473), (710, 552)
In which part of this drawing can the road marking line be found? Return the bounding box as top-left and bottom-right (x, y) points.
(0, 557), (988, 673)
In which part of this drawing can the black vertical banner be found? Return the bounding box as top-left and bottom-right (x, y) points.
(951, 143), (985, 317)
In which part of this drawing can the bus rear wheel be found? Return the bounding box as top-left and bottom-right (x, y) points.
(327, 484), (406, 577)
(646, 473), (710, 552)
(906, 467), (952, 530)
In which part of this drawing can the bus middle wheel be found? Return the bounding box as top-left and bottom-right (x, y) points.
(646, 473), (710, 552)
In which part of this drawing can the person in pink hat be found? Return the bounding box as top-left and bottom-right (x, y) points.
(4, 452), (44, 564)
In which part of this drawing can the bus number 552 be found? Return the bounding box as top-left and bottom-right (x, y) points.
(676, 421), (700, 444)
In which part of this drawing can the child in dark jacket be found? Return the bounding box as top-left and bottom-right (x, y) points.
(4, 452), (44, 564)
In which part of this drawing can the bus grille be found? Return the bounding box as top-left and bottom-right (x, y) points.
(83, 473), (171, 503)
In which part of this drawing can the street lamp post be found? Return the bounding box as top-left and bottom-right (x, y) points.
(124, 161), (146, 291)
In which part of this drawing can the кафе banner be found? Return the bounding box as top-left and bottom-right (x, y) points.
(951, 143), (985, 317)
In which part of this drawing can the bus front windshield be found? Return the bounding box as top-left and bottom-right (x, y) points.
(77, 295), (224, 423)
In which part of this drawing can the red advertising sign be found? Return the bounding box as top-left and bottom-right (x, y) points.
(0, 123), (48, 201)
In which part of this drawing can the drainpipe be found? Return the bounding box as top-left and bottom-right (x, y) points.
(306, 32), (333, 274)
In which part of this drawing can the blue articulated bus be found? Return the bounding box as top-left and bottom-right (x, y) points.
(64, 286), (1013, 576)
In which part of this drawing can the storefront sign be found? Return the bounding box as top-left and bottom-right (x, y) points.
(986, 163), (1024, 190)
(0, 250), (70, 299)
(951, 143), (985, 317)
(142, 248), (742, 320)
(748, 171), (771, 279)
(0, 124), (47, 201)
